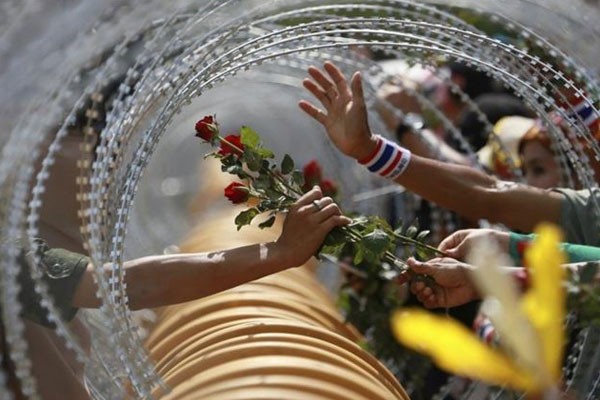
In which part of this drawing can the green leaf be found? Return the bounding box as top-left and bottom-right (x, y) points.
(258, 215), (276, 229)
(291, 170), (305, 189)
(224, 164), (248, 179)
(323, 226), (347, 247)
(234, 208), (259, 230)
(353, 247), (364, 265)
(257, 147), (274, 159)
(252, 174), (272, 190)
(416, 246), (434, 261)
(240, 126), (260, 148)
(405, 225), (418, 239)
(244, 149), (263, 171)
(394, 219), (404, 231)
(416, 230), (431, 242)
(281, 154), (294, 175)
(361, 229), (392, 255)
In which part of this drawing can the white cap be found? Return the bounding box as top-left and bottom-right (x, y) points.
(477, 116), (537, 171)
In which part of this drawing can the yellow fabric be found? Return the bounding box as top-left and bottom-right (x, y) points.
(392, 223), (567, 394)
(522, 223), (566, 383)
(391, 309), (536, 392)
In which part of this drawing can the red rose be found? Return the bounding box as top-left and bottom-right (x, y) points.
(320, 179), (338, 198)
(218, 134), (244, 156)
(302, 160), (322, 190)
(224, 182), (249, 204)
(195, 115), (217, 142)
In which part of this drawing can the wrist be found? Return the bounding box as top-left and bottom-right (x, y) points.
(358, 135), (411, 179)
(264, 241), (291, 272)
(354, 134), (379, 161)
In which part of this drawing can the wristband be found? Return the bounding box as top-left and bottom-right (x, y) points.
(508, 232), (534, 266)
(473, 314), (499, 347)
(358, 135), (411, 179)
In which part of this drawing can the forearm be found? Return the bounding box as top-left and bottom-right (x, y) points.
(402, 130), (471, 166)
(73, 242), (289, 310)
(391, 154), (562, 232)
(392, 155), (499, 222)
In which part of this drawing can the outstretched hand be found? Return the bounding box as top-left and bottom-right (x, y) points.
(405, 257), (479, 309)
(276, 186), (351, 268)
(299, 62), (377, 161)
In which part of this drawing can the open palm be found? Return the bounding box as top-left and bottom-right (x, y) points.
(299, 62), (375, 160)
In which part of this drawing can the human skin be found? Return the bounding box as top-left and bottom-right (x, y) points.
(405, 256), (599, 309)
(298, 61), (563, 233)
(520, 141), (562, 189)
(72, 186), (351, 310)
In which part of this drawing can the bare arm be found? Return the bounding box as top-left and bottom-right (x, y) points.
(398, 155), (562, 232)
(72, 187), (351, 309)
(299, 62), (562, 232)
(76, 242), (289, 310)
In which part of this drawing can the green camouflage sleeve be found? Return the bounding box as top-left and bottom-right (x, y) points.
(17, 240), (89, 328)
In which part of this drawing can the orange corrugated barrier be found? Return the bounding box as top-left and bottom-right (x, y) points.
(145, 206), (409, 400)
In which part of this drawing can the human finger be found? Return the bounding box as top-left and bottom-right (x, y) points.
(410, 280), (426, 295)
(302, 78), (331, 107)
(415, 291), (432, 303)
(395, 270), (411, 285)
(422, 294), (439, 309)
(421, 286), (433, 298)
(292, 186), (323, 211)
(298, 100), (328, 125)
(324, 61), (351, 98)
(308, 65), (338, 99)
(406, 258), (436, 276)
(314, 202), (343, 222)
(438, 231), (465, 253)
(321, 214), (352, 232)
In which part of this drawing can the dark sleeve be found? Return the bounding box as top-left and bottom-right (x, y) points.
(17, 240), (89, 328)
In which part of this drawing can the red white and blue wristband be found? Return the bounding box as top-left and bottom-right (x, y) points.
(567, 98), (599, 137)
(358, 135), (411, 179)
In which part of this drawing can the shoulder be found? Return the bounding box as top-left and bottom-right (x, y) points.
(552, 187), (600, 203)
(551, 187), (600, 246)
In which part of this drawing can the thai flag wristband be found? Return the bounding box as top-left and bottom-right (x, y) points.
(357, 135), (411, 179)
(567, 98), (599, 138)
(473, 314), (500, 347)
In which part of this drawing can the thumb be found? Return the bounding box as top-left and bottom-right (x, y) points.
(438, 233), (460, 253)
(441, 247), (460, 259)
(406, 258), (435, 276)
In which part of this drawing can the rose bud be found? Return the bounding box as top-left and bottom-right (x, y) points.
(218, 134), (244, 157)
(302, 160), (323, 191)
(320, 179), (338, 198)
(224, 182), (250, 204)
(195, 115), (218, 142)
